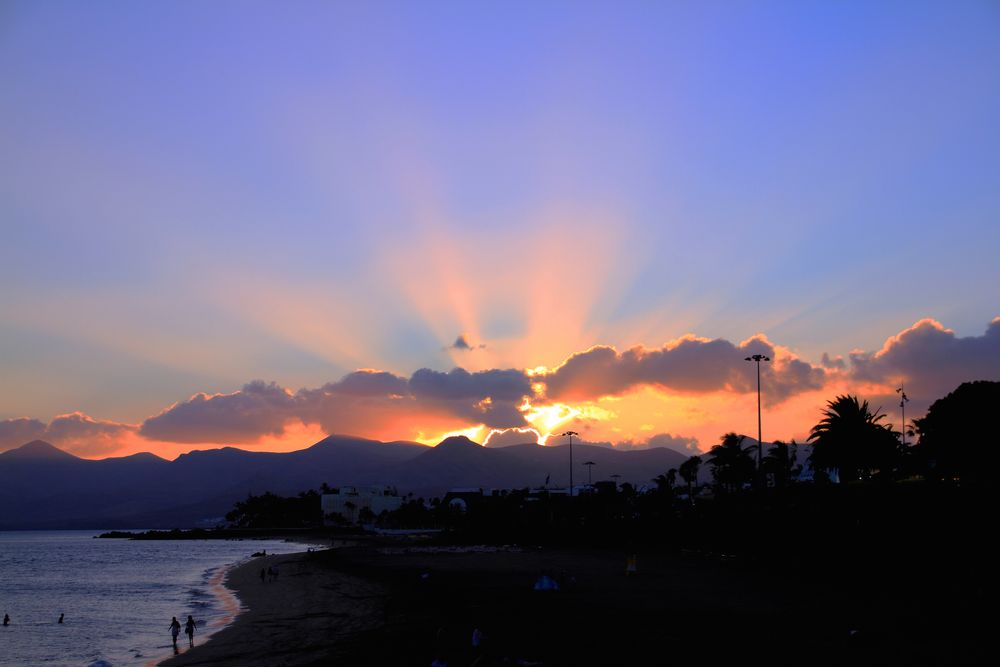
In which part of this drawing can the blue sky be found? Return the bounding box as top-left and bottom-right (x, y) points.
(1, 1), (998, 456)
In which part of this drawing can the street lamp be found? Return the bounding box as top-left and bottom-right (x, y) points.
(744, 354), (770, 473)
(560, 431), (579, 496)
(583, 460), (596, 485)
(896, 384), (910, 447)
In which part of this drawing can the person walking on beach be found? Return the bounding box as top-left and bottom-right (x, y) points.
(185, 615), (196, 647)
(58, 613), (64, 624)
(169, 617), (181, 646)
(3, 613), (9, 626)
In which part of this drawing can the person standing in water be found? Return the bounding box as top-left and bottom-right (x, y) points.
(58, 613), (64, 624)
(169, 617), (181, 646)
(185, 615), (196, 647)
(3, 613), (9, 626)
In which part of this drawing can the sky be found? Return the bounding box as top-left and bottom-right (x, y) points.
(2, 1), (999, 460)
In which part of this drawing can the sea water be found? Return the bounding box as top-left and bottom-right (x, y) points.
(0, 531), (313, 667)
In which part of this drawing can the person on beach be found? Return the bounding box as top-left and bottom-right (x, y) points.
(185, 615), (196, 647)
(169, 617), (181, 645)
(3, 613), (9, 626)
(260, 567), (266, 583)
(58, 613), (64, 624)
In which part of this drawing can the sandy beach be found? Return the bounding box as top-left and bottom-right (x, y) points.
(157, 539), (986, 666)
(159, 549), (387, 667)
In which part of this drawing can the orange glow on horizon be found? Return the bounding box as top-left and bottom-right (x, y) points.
(414, 424), (487, 446)
(483, 426), (544, 446)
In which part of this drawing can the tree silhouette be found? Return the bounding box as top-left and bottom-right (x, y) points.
(678, 455), (702, 499)
(763, 439), (800, 488)
(653, 468), (677, 493)
(706, 433), (756, 493)
(808, 395), (898, 482)
(914, 380), (1000, 484)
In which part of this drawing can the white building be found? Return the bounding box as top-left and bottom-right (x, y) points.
(321, 486), (403, 524)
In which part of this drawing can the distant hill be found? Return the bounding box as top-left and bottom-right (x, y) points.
(0, 435), (688, 529)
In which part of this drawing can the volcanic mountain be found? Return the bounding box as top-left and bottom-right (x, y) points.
(0, 435), (688, 529)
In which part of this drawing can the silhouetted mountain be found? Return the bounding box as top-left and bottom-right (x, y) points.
(0, 435), (690, 529)
(1, 439), (80, 461)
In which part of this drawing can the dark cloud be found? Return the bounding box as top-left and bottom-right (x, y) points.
(447, 334), (486, 351)
(410, 368), (531, 402)
(320, 370), (409, 397)
(821, 352), (847, 370)
(850, 317), (1000, 410)
(140, 367), (537, 443)
(1, 413), (137, 457)
(483, 428), (540, 448)
(541, 336), (826, 404)
(140, 381), (296, 444)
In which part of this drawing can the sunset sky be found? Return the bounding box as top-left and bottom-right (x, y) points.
(2, 1), (999, 459)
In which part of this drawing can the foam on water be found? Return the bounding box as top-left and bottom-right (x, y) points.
(0, 531), (312, 667)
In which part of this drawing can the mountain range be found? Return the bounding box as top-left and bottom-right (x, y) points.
(0, 436), (688, 529)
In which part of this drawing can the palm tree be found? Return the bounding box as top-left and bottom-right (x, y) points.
(763, 440), (800, 488)
(706, 433), (756, 493)
(808, 395), (898, 482)
(653, 468), (677, 493)
(678, 455), (702, 499)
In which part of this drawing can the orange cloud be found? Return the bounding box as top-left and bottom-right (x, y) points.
(5, 317), (996, 462)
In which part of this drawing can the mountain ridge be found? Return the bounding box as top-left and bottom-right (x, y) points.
(0, 435), (689, 529)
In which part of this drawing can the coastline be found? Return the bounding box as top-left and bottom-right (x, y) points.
(154, 540), (985, 666)
(158, 549), (387, 667)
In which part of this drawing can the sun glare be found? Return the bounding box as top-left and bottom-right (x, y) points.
(415, 424), (487, 446)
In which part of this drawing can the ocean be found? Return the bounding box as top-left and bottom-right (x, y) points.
(0, 531), (313, 667)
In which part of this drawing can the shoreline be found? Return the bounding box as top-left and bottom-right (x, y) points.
(157, 548), (386, 667)
(155, 540), (987, 666)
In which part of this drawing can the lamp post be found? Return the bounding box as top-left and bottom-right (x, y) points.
(583, 460), (596, 485)
(896, 384), (910, 447)
(560, 431), (579, 496)
(744, 354), (770, 473)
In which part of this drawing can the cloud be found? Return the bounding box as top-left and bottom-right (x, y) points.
(11, 317), (997, 457)
(849, 317), (1000, 405)
(644, 433), (701, 455)
(447, 333), (486, 351)
(483, 427), (542, 448)
(821, 352), (846, 370)
(0, 413), (138, 457)
(578, 433), (701, 454)
(0, 418), (47, 450)
(320, 369), (410, 397)
(140, 381), (297, 444)
(540, 334), (827, 404)
(139, 367), (537, 444)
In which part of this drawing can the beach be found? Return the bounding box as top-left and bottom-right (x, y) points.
(155, 538), (986, 666)
(159, 548), (387, 667)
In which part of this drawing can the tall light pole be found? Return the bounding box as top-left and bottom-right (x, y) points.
(583, 460), (596, 485)
(560, 431), (579, 496)
(744, 354), (770, 472)
(896, 384), (910, 447)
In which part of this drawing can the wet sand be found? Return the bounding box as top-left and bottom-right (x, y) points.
(159, 550), (387, 667)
